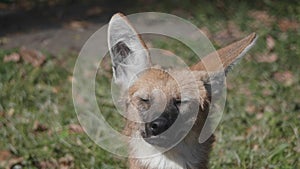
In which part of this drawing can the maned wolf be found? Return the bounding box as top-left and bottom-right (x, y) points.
(108, 13), (257, 169)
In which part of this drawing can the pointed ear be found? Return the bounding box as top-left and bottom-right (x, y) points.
(108, 13), (151, 89)
(191, 33), (257, 74)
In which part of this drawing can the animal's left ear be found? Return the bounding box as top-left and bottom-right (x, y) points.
(108, 13), (151, 89)
(191, 33), (257, 74)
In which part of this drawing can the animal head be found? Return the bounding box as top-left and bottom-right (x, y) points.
(108, 13), (257, 148)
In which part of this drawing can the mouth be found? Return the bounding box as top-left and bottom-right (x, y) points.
(141, 131), (170, 147)
(141, 128), (185, 148)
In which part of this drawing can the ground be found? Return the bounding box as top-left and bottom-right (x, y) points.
(0, 1), (299, 169)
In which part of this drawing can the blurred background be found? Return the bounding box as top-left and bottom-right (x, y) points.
(0, 0), (299, 168)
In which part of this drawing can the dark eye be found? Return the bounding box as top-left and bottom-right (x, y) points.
(140, 97), (150, 103)
(174, 98), (189, 107)
(174, 99), (181, 106)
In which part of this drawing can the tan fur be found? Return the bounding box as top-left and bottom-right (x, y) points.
(108, 13), (257, 169)
(123, 69), (214, 169)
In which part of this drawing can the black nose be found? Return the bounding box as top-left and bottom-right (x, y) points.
(145, 117), (169, 136)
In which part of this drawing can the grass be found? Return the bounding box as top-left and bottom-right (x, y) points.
(1, 1), (299, 169)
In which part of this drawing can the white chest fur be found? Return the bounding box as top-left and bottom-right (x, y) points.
(129, 132), (211, 169)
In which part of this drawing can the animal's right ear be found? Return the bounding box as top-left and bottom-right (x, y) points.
(108, 13), (151, 89)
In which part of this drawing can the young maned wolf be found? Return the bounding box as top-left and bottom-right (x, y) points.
(108, 13), (257, 169)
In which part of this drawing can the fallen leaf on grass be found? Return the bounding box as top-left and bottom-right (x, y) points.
(69, 124), (84, 133)
(273, 71), (294, 86)
(262, 88), (272, 96)
(52, 86), (60, 94)
(239, 87), (252, 96)
(252, 144), (259, 151)
(66, 21), (90, 31)
(278, 18), (300, 32)
(231, 135), (245, 141)
(266, 35), (275, 51)
(256, 113), (264, 120)
(246, 125), (259, 138)
(256, 53), (278, 63)
(213, 21), (243, 46)
(3, 53), (21, 63)
(263, 105), (274, 113)
(227, 21), (243, 38)
(19, 47), (46, 67)
(0, 150), (11, 161)
(59, 154), (74, 169)
(245, 104), (256, 114)
(33, 121), (48, 132)
(0, 150), (23, 169)
(248, 10), (275, 27)
(37, 159), (58, 169)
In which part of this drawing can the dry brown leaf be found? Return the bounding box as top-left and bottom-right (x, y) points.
(59, 154), (74, 169)
(231, 136), (245, 141)
(37, 159), (58, 169)
(52, 87), (59, 94)
(256, 53), (278, 63)
(262, 88), (272, 96)
(33, 121), (48, 132)
(256, 113), (264, 120)
(3, 53), (21, 63)
(248, 10), (275, 27)
(19, 47), (46, 67)
(266, 35), (275, 51)
(263, 105), (274, 113)
(245, 104), (256, 114)
(69, 124), (84, 133)
(0, 150), (11, 161)
(7, 108), (15, 117)
(239, 87), (252, 96)
(67, 21), (90, 31)
(294, 144), (300, 153)
(278, 19), (300, 32)
(252, 144), (259, 151)
(0, 150), (23, 169)
(246, 125), (259, 137)
(213, 21), (243, 46)
(228, 21), (243, 38)
(273, 71), (294, 86)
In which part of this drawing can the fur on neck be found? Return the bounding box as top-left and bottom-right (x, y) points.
(128, 131), (214, 169)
